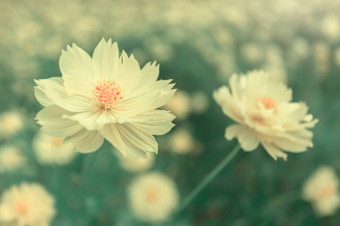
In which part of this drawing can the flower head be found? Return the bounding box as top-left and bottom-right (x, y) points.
(302, 166), (340, 216)
(0, 146), (25, 173)
(169, 128), (195, 154)
(34, 38), (176, 158)
(128, 172), (179, 222)
(165, 90), (191, 119)
(0, 183), (56, 226)
(213, 70), (318, 160)
(0, 111), (24, 138)
(117, 152), (154, 172)
(33, 132), (77, 165)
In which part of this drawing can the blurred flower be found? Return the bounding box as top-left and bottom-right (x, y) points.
(34, 38), (176, 158)
(0, 146), (25, 173)
(117, 152), (154, 172)
(33, 132), (77, 165)
(0, 111), (24, 138)
(291, 38), (310, 60)
(165, 90), (191, 119)
(264, 46), (287, 83)
(335, 47), (340, 67)
(128, 172), (179, 222)
(190, 91), (209, 114)
(240, 42), (263, 64)
(0, 183), (56, 226)
(146, 37), (174, 62)
(213, 70), (318, 160)
(302, 166), (340, 217)
(313, 42), (330, 75)
(321, 14), (340, 41)
(169, 128), (195, 154)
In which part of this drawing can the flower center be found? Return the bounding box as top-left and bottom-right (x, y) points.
(93, 79), (123, 110)
(51, 137), (63, 146)
(14, 200), (29, 215)
(145, 188), (160, 202)
(319, 185), (333, 198)
(260, 96), (276, 109)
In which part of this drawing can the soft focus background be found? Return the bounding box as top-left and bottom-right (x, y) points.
(1, 0), (340, 225)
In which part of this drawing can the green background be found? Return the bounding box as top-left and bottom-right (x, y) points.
(0, 0), (340, 225)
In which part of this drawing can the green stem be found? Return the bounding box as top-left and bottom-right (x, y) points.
(173, 144), (241, 220)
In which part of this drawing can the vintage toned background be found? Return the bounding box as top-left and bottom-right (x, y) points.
(0, 0), (339, 225)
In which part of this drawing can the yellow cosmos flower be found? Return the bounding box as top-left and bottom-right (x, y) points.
(34, 39), (176, 158)
(213, 70), (318, 160)
(0, 183), (55, 226)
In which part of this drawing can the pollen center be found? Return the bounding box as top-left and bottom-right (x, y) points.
(145, 188), (160, 202)
(93, 79), (123, 110)
(51, 137), (63, 146)
(14, 201), (29, 215)
(260, 96), (276, 109)
(320, 186), (333, 198)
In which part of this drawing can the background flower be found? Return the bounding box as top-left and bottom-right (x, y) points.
(0, 111), (24, 138)
(303, 166), (340, 217)
(33, 132), (77, 165)
(0, 183), (56, 226)
(127, 172), (179, 222)
(0, 146), (25, 173)
(169, 128), (195, 154)
(117, 152), (154, 173)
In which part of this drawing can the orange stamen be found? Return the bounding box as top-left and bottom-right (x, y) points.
(320, 186), (333, 198)
(146, 188), (159, 202)
(14, 201), (28, 215)
(260, 97), (276, 109)
(51, 137), (63, 146)
(93, 79), (123, 110)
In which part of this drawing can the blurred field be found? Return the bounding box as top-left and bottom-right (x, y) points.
(1, 0), (340, 225)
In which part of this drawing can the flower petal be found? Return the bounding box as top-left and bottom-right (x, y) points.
(111, 80), (175, 121)
(213, 86), (243, 123)
(64, 128), (104, 153)
(34, 86), (52, 107)
(35, 78), (91, 112)
(131, 110), (175, 135)
(65, 111), (102, 131)
(225, 124), (259, 151)
(92, 38), (119, 80)
(101, 124), (148, 158)
(101, 123), (158, 158)
(116, 51), (141, 91)
(62, 71), (94, 98)
(262, 142), (287, 161)
(59, 43), (93, 77)
(140, 61), (159, 83)
(35, 105), (83, 137)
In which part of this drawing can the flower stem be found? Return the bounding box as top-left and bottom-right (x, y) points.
(174, 144), (241, 219)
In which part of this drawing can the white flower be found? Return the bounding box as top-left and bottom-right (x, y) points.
(117, 152), (154, 172)
(302, 166), (340, 217)
(34, 38), (176, 158)
(128, 172), (179, 222)
(0, 146), (25, 173)
(0, 183), (56, 226)
(165, 91), (191, 119)
(169, 128), (194, 154)
(0, 111), (24, 138)
(33, 132), (77, 165)
(213, 70), (318, 160)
